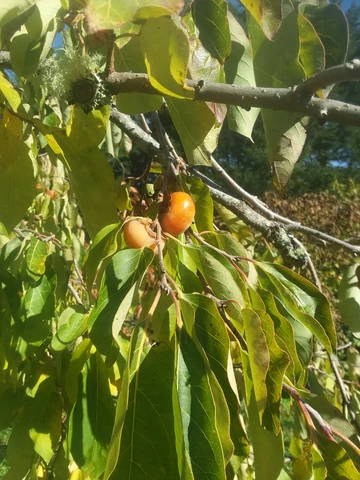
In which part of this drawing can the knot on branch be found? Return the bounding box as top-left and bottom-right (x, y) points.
(267, 225), (308, 267)
(69, 73), (111, 112)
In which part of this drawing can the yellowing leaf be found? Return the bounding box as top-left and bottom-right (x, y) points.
(240, 0), (282, 39)
(141, 16), (194, 99)
(85, 0), (184, 29)
(48, 106), (119, 238)
(0, 110), (36, 230)
(0, 72), (21, 111)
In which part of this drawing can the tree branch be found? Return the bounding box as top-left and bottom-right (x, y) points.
(296, 59), (360, 96)
(104, 65), (360, 126)
(110, 107), (160, 153)
(109, 107), (360, 257)
(2, 49), (360, 126)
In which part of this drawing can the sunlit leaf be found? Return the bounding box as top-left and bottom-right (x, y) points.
(51, 307), (87, 351)
(115, 37), (163, 114)
(338, 263), (360, 338)
(89, 248), (153, 355)
(192, 0), (231, 64)
(49, 106), (118, 238)
(0, 72), (21, 110)
(240, 0), (282, 39)
(141, 16), (194, 99)
(83, 223), (122, 292)
(0, 0), (36, 28)
(303, 3), (348, 69)
(85, 0), (184, 30)
(249, 10), (307, 188)
(0, 111), (36, 230)
(225, 11), (260, 140)
(25, 237), (51, 279)
(69, 351), (115, 479)
(178, 329), (227, 480)
(298, 13), (325, 79)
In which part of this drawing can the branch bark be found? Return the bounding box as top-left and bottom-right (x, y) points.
(104, 66), (360, 126)
(296, 59), (360, 96)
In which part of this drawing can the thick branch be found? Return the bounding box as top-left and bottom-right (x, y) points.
(110, 108), (160, 152)
(296, 59), (360, 95)
(203, 182), (308, 266)
(104, 69), (360, 126)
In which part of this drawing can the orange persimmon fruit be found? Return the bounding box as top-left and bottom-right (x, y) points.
(160, 192), (195, 236)
(123, 217), (163, 251)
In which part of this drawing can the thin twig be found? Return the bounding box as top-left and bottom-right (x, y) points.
(190, 228), (243, 264)
(291, 236), (322, 290)
(155, 220), (170, 294)
(68, 283), (83, 306)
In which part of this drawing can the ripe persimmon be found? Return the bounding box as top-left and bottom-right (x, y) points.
(123, 218), (164, 251)
(160, 192), (195, 236)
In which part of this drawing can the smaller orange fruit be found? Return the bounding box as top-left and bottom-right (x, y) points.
(123, 218), (160, 250)
(160, 192), (195, 236)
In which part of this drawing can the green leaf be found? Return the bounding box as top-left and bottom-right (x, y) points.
(64, 338), (92, 405)
(182, 293), (249, 457)
(242, 349), (284, 480)
(25, 237), (51, 279)
(141, 16), (194, 99)
(298, 13), (325, 79)
(187, 176), (214, 232)
(84, 0), (184, 30)
(104, 326), (151, 480)
(258, 288), (303, 380)
(5, 398), (35, 480)
(69, 351), (115, 479)
(192, 0), (231, 64)
(0, 0), (36, 29)
(240, 0), (282, 39)
(10, 0), (60, 77)
(178, 330), (227, 480)
(257, 263), (336, 356)
(150, 293), (177, 343)
(167, 96), (215, 163)
(190, 245), (248, 308)
(108, 340), (188, 480)
(25, 0), (61, 40)
(303, 3), (348, 69)
(225, 12), (260, 141)
(0, 72), (21, 111)
(28, 377), (62, 464)
(338, 263), (360, 338)
(6, 376), (62, 477)
(315, 434), (360, 480)
(249, 10), (307, 188)
(89, 248), (153, 355)
(23, 272), (54, 318)
(51, 307), (87, 351)
(0, 110), (36, 231)
(259, 263), (336, 350)
(83, 223), (122, 292)
(242, 308), (269, 420)
(115, 36), (163, 114)
(49, 106), (118, 239)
